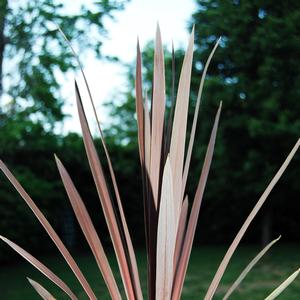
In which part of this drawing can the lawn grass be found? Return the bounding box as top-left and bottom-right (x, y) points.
(1, 244), (300, 299)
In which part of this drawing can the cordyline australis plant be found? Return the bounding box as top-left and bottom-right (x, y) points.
(0, 25), (300, 300)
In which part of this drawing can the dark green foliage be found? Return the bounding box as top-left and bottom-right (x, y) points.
(0, 119), (64, 259)
(0, 0), (128, 261)
(0, 120), (145, 261)
(0, 0), (127, 125)
(0, 122), (109, 261)
(1, 0), (300, 265)
(105, 0), (300, 245)
(190, 0), (300, 244)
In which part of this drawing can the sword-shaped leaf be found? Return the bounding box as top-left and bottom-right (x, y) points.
(174, 196), (189, 272)
(223, 235), (281, 299)
(75, 83), (136, 299)
(156, 157), (176, 300)
(172, 103), (222, 300)
(59, 27), (142, 298)
(149, 24), (166, 209)
(55, 155), (121, 300)
(264, 268), (300, 300)
(136, 39), (145, 164)
(0, 160), (96, 300)
(0, 236), (76, 300)
(182, 37), (221, 198)
(27, 278), (56, 300)
(204, 139), (300, 300)
(169, 27), (194, 223)
(144, 93), (152, 176)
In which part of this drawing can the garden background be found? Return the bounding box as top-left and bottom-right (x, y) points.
(0, 0), (299, 299)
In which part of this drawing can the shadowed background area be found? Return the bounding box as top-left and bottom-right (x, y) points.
(0, 0), (299, 299)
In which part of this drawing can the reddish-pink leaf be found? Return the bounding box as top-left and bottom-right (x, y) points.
(223, 235), (281, 300)
(55, 155), (121, 300)
(204, 138), (300, 300)
(149, 24), (166, 209)
(75, 83), (136, 300)
(0, 236), (77, 300)
(27, 278), (56, 300)
(173, 196), (189, 272)
(58, 26), (142, 298)
(136, 39), (145, 165)
(58, 28), (142, 298)
(182, 37), (221, 198)
(144, 94), (151, 175)
(156, 157), (176, 300)
(0, 160), (96, 300)
(169, 27), (194, 223)
(172, 103), (222, 300)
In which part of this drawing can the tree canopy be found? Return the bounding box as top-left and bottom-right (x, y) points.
(190, 0), (300, 243)
(0, 0), (128, 261)
(0, 0), (126, 125)
(1, 1), (300, 263)
(106, 0), (300, 244)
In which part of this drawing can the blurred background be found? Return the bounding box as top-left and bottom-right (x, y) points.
(0, 0), (300, 299)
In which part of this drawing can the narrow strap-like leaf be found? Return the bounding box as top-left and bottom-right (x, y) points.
(174, 196), (189, 272)
(0, 161), (96, 300)
(75, 83), (136, 300)
(164, 41), (176, 157)
(56, 25), (103, 136)
(58, 27), (142, 299)
(264, 268), (300, 300)
(143, 93), (152, 249)
(156, 157), (176, 300)
(144, 93), (152, 176)
(136, 45), (150, 284)
(223, 235), (281, 299)
(169, 27), (194, 223)
(27, 278), (57, 300)
(172, 103), (222, 300)
(0, 236), (77, 300)
(136, 39), (145, 164)
(204, 138), (300, 300)
(144, 90), (158, 300)
(149, 24), (166, 209)
(55, 156), (121, 300)
(182, 37), (221, 198)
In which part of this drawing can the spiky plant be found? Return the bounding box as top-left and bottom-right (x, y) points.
(0, 25), (299, 300)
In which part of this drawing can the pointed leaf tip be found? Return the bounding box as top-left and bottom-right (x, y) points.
(0, 236), (77, 300)
(55, 158), (121, 299)
(27, 278), (56, 300)
(205, 139), (300, 300)
(223, 235), (282, 300)
(172, 104), (221, 300)
(265, 268), (300, 300)
(76, 81), (137, 299)
(156, 22), (161, 37)
(0, 161), (96, 299)
(169, 26), (195, 221)
(191, 24), (195, 35)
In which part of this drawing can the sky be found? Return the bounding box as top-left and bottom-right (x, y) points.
(61, 0), (196, 134)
